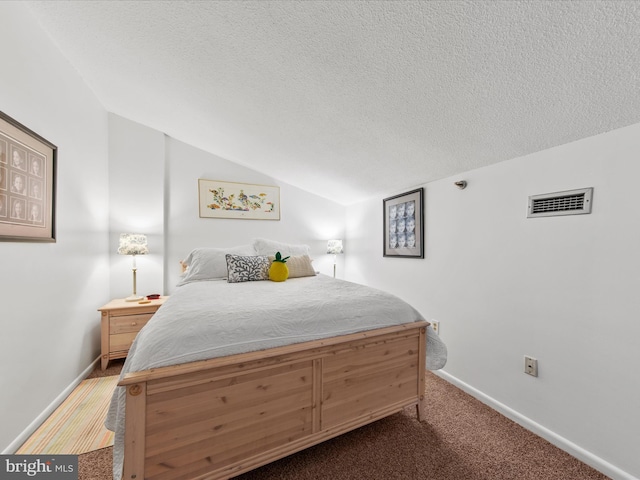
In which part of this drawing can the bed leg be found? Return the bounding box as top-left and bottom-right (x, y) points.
(416, 395), (426, 422)
(416, 326), (427, 422)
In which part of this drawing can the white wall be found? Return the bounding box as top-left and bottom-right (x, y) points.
(108, 115), (165, 299)
(345, 123), (640, 479)
(107, 114), (346, 295)
(0, 2), (109, 452)
(164, 136), (345, 291)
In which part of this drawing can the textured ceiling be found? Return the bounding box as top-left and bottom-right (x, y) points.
(25, 1), (640, 205)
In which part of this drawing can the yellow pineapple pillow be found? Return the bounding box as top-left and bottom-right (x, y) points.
(268, 254), (316, 279)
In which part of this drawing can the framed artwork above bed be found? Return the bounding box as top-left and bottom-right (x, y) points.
(198, 179), (280, 220)
(383, 187), (424, 258)
(0, 111), (57, 243)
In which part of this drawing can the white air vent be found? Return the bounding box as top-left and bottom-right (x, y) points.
(527, 188), (593, 218)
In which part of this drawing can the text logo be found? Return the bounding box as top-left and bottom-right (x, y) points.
(1, 455), (78, 480)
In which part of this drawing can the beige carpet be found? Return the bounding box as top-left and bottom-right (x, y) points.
(17, 375), (118, 455)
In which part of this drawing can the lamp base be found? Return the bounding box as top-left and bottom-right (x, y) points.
(125, 294), (144, 302)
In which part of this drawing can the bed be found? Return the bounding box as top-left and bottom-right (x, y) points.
(106, 241), (447, 480)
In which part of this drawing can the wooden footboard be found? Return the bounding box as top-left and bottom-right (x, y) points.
(118, 321), (428, 480)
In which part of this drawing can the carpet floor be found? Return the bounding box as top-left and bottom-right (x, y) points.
(78, 360), (609, 480)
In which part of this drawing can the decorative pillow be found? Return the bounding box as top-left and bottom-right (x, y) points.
(226, 254), (271, 283)
(177, 245), (256, 286)
(268, 254), (316, 278)
(253, 238), (310, 257)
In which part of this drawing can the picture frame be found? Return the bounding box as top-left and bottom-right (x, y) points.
(198, 179), (280, 220)
(0, 112), (56, 242)
(383, 187), (424, 258)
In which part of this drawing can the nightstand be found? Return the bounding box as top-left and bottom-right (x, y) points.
(98, 296), (168, 370)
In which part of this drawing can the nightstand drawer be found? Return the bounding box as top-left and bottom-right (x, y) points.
(109, 313), (155, 334)
(110, 332), (139, 353)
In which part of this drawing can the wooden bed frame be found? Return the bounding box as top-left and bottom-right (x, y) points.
(118, 320), (428, 480)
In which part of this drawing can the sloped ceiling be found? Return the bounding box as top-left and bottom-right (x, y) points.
(25, 0), (640, 205)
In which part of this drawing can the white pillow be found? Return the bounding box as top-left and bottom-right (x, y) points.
(253, 238), (310, 257)
(177, 245), (256, 285)
(268, 254), (316, 278)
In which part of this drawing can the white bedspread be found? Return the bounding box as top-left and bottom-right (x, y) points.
(106, 275), (447, 479)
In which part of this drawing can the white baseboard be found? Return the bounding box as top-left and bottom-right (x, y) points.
(2, 356), (101, 454)
(434, 370), (637, 480)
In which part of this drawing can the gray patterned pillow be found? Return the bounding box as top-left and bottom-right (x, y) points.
(226, 254), (270, 283)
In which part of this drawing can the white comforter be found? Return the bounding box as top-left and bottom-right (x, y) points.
(106, 275), (447, 479)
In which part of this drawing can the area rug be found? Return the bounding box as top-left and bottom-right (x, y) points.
(17, 375), (118, 455)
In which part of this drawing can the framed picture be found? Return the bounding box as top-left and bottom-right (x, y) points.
(198, 179), (280, 220)
(383, 187), (424, 258)
(0, 112), (56, 242)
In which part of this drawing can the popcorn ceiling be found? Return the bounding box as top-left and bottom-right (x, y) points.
(25, 0), (640, 204)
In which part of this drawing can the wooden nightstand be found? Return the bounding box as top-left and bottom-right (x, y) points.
(98, 296), (168, 370)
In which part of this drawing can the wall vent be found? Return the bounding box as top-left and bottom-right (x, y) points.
(527, 188), (593, 218)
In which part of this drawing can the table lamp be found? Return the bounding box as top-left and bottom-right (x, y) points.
(326, 239), (344, 278)
(118, 233), (148, 301)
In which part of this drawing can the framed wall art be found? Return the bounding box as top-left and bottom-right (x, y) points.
(383, 187), (424, 258)
(0, 112), (56, 242)
(198, 179), (280, 220)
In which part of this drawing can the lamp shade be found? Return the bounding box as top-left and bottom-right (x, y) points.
(327, 239), (344, 255)
(117, 233), (149, 255)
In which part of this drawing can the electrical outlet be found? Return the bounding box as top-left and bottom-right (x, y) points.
(524, 356), (538, 377)
(431, 320), (439, 335)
